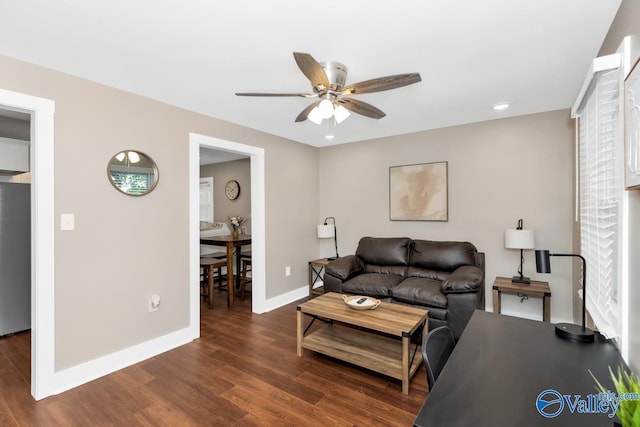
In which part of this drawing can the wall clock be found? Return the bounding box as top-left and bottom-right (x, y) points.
(225, 179), (240, 200)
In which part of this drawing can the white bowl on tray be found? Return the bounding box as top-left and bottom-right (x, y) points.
(342, 295), (381, 310)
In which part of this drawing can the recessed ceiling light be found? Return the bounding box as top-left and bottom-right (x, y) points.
(493, 103), (510, 110)
(325, 134), (335, 140)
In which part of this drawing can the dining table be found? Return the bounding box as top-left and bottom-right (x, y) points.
(200, 234), (251, 307)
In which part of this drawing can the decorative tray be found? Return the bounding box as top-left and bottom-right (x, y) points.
(342, 295), (381, 310)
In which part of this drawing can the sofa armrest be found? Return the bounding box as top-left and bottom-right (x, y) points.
(325, 255), (365, 281)
(323, 255), (364, 293)
(442, 265), (483, 294)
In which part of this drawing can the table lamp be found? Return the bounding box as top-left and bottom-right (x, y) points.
(504, 219), (535, 284)
(317, 217), (339, 260)
(535, 249), (595, 343)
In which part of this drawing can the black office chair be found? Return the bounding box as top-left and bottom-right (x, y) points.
(422, 326), (455, 390)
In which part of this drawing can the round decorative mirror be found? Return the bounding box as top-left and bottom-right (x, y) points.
(107, 150), (159, 196)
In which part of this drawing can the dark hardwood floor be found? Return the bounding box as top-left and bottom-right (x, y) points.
(0, 287), (428, 426)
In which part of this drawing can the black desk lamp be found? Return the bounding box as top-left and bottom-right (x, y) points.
(317, 217), (339, 260)
(535, 250), (594, 343)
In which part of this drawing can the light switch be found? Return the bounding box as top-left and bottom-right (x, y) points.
(60, 213), (75, 231)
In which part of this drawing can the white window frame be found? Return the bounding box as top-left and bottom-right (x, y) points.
(572, 53), (624, 340)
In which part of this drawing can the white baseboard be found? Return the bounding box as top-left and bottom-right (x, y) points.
(51, 327), (198, 396)
(49, 285), (309, 396)
(262, 285), (309, 312)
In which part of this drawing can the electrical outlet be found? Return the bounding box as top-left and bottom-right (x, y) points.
(285, 266), (291, 277)
(148, 294), (161, 312)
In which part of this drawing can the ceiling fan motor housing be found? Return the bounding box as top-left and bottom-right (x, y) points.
(319, 61), (347, 91)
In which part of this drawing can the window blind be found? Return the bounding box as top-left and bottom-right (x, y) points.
(577, 67), (622, 339)
(199, 177), (214, 223)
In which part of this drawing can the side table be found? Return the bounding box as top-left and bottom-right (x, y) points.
(308, 258), (330, 297)
(492, 276), (551, 322)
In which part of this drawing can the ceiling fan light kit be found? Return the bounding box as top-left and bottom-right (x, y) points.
(236, 52), (421, 126)
(307, 99), (351, 125)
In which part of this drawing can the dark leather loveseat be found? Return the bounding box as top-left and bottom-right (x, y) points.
(324, 237), (485, 340)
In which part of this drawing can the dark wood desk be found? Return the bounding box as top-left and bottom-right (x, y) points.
(414, 310), (625, 427)
(200, 235), (251, 307)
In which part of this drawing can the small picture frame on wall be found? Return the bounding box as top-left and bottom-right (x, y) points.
(389, 161), (448, 221)
(625, 58), (640, 190)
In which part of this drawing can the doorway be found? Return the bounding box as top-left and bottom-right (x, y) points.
(188, 133), (266, 337)
(0, 88), (55, 400)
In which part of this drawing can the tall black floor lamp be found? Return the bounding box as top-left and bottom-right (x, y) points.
(535, 250), (595, 343)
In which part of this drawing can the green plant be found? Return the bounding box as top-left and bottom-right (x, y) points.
(591, 366), (640, 427)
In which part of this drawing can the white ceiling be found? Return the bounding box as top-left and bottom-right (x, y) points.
(0, 0), (622, 148)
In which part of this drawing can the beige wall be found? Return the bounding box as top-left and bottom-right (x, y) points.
(319, 110), (575, 322)
(599, 0), (640, 373)
(0, 54), (319, 370)
(200, 158), (252, 232)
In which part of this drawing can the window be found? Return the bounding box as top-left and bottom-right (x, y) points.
(199, 177), (214, 223)
(575, 60), (624, 339)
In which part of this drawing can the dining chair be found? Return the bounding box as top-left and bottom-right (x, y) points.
(240, 257), (252, 301)
(200, 257), (227, 309)
(422, 325), (455, 390)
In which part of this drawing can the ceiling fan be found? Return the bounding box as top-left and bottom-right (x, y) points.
(235, 52), (422, 124)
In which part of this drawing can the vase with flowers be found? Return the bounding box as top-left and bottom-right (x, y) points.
(229, 216), (245, 239)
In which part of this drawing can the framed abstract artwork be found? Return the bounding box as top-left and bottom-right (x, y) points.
(625, 58), (640, 190)
(389, 161), (448, 221)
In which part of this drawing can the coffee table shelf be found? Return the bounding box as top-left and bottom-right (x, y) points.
(301, 324), (423, 381)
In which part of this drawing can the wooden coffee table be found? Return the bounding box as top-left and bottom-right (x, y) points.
(296, 292), (428, 395)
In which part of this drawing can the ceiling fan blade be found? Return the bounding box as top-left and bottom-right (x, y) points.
(337, 98), (386, 119)
(293, 52), (331, 90)
(235, 92), (314, 98)
(341, 73), (422, 95)
(295, 100), (321, 122)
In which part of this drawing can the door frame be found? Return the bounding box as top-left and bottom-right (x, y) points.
(188, 133), (266, 333)
(0, 88), (55, 400)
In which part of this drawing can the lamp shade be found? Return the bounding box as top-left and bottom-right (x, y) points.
(317, 224), (334, 238)
(318, 99), (334, 119)
(505, 229), (535, 249)
(333, 105), (350, 123)
(308, 107), (323, 125)
(535, 250), (551, 273)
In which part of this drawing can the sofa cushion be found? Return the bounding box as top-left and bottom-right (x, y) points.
(410, 240), (478, 272)
(342, 273), (404, 297)
(355, 237), (411, 266)
(406, 266), (450, 282)
(391, 277), (448, 308)
(364, 265), (407, 276)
